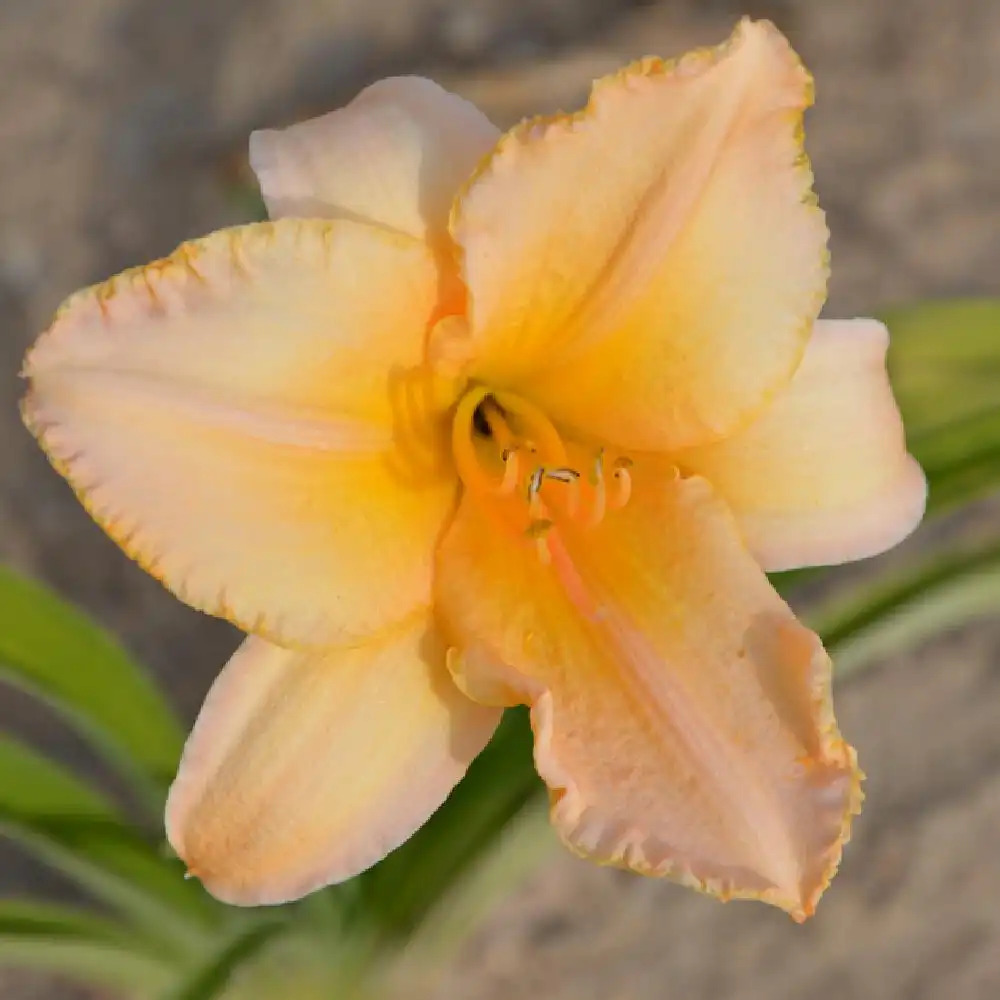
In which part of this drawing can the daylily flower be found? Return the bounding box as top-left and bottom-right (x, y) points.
(21, 18), (924, 920)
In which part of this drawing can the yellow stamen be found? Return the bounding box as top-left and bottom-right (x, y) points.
(528, 466), (546, 519)
(451, 387), (634, 548)
(481, 399), (516, 451)
(584, 450), (607, 528)
(610, 457), (633, 510)
(526, 518), (554, 538)
(546, 467), (581, 518)
(526, 518), (554, 566)
(499, 448), (520, 494)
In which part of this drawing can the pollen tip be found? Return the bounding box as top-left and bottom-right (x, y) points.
(526, 518), (554, 538)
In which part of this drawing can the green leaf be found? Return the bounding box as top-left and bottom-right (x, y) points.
(160, 922), (287, 1000)
(884, 299), (1000, 439)
(0, 899), (174, 993)
(0, 735), (220, 957)
(0, 566), (184, 807)
(0, 734), (120, 821)
(811, 541), (1000, 676)
(883, 299), (1000, 515)
(392, 798), (555, 973)
(909, 407), (1000, 517)
(0, 898), (134, 943)
(0, 811), (222, 959)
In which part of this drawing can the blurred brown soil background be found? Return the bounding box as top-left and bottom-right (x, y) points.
(2, 1), (1000, 997)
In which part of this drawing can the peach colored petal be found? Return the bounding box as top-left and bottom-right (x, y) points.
(436, 469), (861, 920)
(452, 18), (827, 451)
(22, 219), (459, 647)
(677, 319), (927, 571)
(250, 77), (499, 244)
(166, 616), (500, 906)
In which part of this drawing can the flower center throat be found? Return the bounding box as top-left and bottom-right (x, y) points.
(452, 386), (633, 563)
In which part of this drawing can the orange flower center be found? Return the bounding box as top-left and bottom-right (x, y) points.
(452, 385), (633, 562)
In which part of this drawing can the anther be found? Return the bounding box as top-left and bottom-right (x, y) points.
(527, 466), (546, 519)
(526, 518), (554, 565)
(545, 468), (580, 484)
(526, 518), (554, 538)
(546, 467), (581, 517)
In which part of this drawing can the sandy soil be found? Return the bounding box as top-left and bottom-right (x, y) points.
(1, 0), (999, 997)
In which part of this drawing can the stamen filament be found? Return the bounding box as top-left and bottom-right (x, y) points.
(610, 457), (633, 510)
(481, 399), (516, 451)
(546, 467), (581, 518)
(499, 449), (520, 494)
(584, 451), (607, 528)
(528, 466), (546, 519)
(526, 518), (554, 566)
(536, 537), (552, 565)
(452, 387), (632, 546)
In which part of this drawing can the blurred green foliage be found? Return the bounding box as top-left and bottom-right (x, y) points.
(1, 299), (999, 998)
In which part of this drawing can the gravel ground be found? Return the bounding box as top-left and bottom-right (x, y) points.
(1, 0), (999, 997)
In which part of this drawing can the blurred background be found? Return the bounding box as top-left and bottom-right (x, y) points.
(2, 0), (1000, 997)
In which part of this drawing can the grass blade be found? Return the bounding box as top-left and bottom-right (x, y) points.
(0, 734), (120, 821)
(0, 566), (184, 810)
(0, 811), (222, 959)
(0, 899), (174, 993)
(811, 541), (1000, 675)
(160, 922), (287, 1000)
